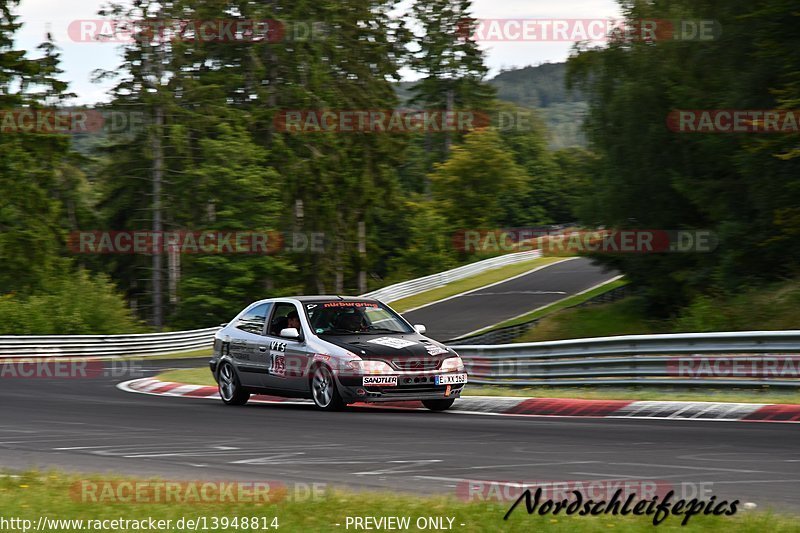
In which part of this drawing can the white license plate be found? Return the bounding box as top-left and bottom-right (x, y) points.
(435, 373), (467, 385)
(363, 376), (398, 387)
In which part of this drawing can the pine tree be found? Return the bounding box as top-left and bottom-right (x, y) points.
(409, 0), (494, 168)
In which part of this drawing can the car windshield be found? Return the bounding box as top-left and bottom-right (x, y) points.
(303, 300), (413, 335)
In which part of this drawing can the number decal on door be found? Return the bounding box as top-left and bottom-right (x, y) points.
(270, 354), (286, 377)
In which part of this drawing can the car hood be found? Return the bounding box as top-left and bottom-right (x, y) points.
(320, 333), (453, 368)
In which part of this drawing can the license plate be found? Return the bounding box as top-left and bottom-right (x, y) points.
(435, 373), (467, 385)
(363, 376), (398, 387)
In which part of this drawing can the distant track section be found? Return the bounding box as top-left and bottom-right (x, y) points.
(402, 257), (618, 341)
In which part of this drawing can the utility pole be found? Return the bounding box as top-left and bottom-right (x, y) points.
(358, 220), (367, 294)
(151, 99), (164, 329)
(143, 14), (165, 330)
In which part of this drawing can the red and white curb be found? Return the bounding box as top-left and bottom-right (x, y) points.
(119, 378), (800, 423)
(118, 378), (304, 404)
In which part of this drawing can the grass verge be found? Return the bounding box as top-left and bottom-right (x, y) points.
(514, 296), (665, 343)
(389, 256), (568, 313)
(516, 277), (800, 344)
(154, 368), (800, 405)
(158, 367), (215, 386)
(117, 347), (213, 361)
(465, 277), (627, 334)
(1, 470), (797, 532)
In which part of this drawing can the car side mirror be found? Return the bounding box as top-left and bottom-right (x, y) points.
(280, 327), (301, 340)
(413, 324), (426, 334)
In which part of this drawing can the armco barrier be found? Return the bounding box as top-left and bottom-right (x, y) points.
(0, 327), (219, 358)
(2, 327), (800, 390)
(451, 331), (800, 387)
(362, 250), (543, 303)
(0, 251), (543, 359)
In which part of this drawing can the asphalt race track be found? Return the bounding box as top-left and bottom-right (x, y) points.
(402, 257), (619, 341)
(1, 361), (798, 511)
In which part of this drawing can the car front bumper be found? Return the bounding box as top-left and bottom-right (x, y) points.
(336, 372), (467, 403)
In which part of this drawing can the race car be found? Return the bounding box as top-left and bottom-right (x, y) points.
(209, 296), (467, 411)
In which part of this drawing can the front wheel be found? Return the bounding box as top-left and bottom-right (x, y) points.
(310, 365), (345, 411)
(423, 399), (455, 411)
(218, 361), (250, 406)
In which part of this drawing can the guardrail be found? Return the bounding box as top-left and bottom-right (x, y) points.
(451, 331), (800, 387)
(361, 250), (542, 304)
(0, 327), (219, 358)
(0, 252), (544, 359)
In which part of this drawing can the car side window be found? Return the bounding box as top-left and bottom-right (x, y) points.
(234, 303), (271, 335)
(268, 303), (300, 337)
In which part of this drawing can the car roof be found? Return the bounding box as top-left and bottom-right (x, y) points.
(250, 295), (381, 305)
(293, 295), (379, 302)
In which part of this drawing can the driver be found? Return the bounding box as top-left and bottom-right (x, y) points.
(287, 310), (301, 331)
(336, 311), (367, 332)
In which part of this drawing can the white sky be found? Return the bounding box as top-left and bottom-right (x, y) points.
(14, 0), (622, 104)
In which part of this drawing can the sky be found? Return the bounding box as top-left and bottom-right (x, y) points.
(14, 0), (622, 104)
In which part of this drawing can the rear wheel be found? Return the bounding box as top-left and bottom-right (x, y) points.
(423, 399), (455, 411)
(310, 365), (345, 411)
(218, 361), (250, 406)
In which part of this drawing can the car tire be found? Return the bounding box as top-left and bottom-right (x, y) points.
(218, 361), (250, 406)
(422, 399), (455, 411)
(310, 365), (345, 411)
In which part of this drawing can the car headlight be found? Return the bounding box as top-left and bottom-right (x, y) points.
(441, 356), (465, 373)
(345, 359), (394, 375)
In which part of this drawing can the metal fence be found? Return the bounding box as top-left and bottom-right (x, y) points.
(451, 331), (800, 387)
(361, 250), (543, 303)
(0, 252), (546, 359)
(2, 327), (799, 389)
(0, 327), (219, 358)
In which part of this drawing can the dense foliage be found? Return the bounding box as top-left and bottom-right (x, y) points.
(568, 0), (800, 314)
(0, 0), (578, 332)
(2, 0), (798, 333)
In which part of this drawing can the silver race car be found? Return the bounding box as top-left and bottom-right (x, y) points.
(209, 296), (467, 411)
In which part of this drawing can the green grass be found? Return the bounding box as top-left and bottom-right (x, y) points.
(517, 277), (800, 345)
(1, 470), (797, 532)
(388, 256), (568, 312)
(155, 368), (800, 405)
(468, 277), (627, 335)
(515, 296), (665, 343)
(159, 367), (216, 386)
(116, 347), (213, 361)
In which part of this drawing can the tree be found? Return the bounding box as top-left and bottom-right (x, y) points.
(169, 124), (294, 328)
(385, 195), (457, 280)
(567, 0), (800, 313)
(409, 0), (494, 169)
(0, 1), (73, 294)
(430, 128), (527, 231)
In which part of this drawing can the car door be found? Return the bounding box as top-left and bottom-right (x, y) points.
(228, 302), (273, 387)
(260, 301), (309, 391)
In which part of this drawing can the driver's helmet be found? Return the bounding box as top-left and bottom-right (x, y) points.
(335, 311), (365, 332)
